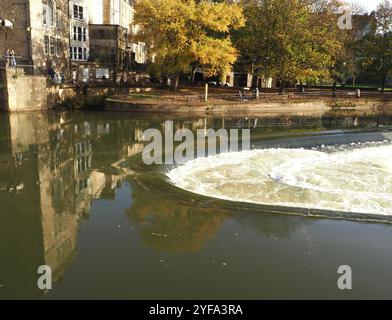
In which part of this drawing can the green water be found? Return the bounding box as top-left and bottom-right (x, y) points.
(1, 111), (392, 300)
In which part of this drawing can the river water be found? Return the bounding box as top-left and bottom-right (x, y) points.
(1, 111), (392, 299)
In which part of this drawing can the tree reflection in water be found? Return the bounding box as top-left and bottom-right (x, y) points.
(126, 177), (229, 253)
(1, 111), (392, 299)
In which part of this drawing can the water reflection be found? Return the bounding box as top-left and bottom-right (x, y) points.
(127, 178), (229, 253)
(0, 113), (123, 298)
(1, 111), (392, 299)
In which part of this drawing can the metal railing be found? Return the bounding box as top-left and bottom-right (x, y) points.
(123, 89), (392, 105)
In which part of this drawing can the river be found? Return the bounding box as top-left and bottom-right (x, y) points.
(1, 111), (392, 299)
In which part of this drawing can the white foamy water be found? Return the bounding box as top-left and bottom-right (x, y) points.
(167, 144), (392, 216)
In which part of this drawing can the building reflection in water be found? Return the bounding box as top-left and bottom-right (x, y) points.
(0, 112), (130, 298)
(1, 111), (389, 299)
(0, 112), (233, 298)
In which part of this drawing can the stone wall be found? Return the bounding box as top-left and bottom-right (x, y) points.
(0, 66), (59, 112)
(0, 65), (128, 112)
(0, 0), (71, 78)
(0, 1), (30, 64)
(0, 64), (9, 109)
(29, 0), (71, 77)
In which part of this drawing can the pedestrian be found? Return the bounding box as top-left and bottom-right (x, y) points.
(5, 48), (10, 66)
(47, 66), (55, 80)
(10, 50), (16, 67)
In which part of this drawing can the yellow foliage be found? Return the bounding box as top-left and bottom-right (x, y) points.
(133, 0), (244, 80)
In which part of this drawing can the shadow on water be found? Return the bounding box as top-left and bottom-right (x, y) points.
(0, 111), (392, 299)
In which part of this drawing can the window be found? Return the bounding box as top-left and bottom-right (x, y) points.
(45, 36), (60, 56)
(70, 47), (87, 61)
(78, 27), (82, 41)
(72, 47), (77, 60)
(44, 36), (49, 54)
(73, 5), (84, 20)
(43, 0), (55, 27)
(50, 37), (55, 55)
(73, 27), (87, 42)
(96, 68), (109, 80)
(43, 6), (47, 25)
(78, 47), (83, 60)
(47, 0), (54, 27)
(82, 28), (87, 42)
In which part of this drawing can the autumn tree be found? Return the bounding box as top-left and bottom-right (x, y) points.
(358, 0), (392, 92)
(133, 0), (245, 90)
(235, 0), (344, 92)
(329, 2), (370, 88)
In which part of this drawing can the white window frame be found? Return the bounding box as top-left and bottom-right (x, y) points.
(49, 37), (55, 55)
(44, 36), (49, 55)
(73, 26), (87, 42)
(73, 5), (84, 20)
(43, 0), (55, 27)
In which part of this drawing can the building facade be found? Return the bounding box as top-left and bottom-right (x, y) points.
(69, 0), (89, 63)
(0, 0), (146, 85)
(89, 24), (129, 82)
(102, 0), (147, 65)
(103, 0), (132, 30)
(0, 0), (70, 78)
(69, 0), (91, 83)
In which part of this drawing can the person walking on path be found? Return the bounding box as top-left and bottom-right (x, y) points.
(10, 50), (16, 67)
(4, 49), (10, 66)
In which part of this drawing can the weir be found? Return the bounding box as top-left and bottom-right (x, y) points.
(252, 131), (392, 150)
(167, 131), (392, 221)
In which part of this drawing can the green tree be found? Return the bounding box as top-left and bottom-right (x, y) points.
(235, 0), (343, 92)
(133, 0), (245, 90)
(359, 0), (392, 92)
(329, 3), (369, 88)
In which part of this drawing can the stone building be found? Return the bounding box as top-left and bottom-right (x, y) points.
(101, 0), (147, 66)
(69, 0), (91, 83)
(86, 0), (147, 82)
(102, 0), (132, 30)
(69, 0), (89, 63)
(89, 24), (129, 83)
(0, 0), (71, 79)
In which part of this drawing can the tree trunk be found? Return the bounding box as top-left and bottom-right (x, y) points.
(299, 81), (304, 92)
(250, 63), (255, 89)
(173, 73), (180, 92)
(279, 80), (285, 94)
(191, 67), (197, 84)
